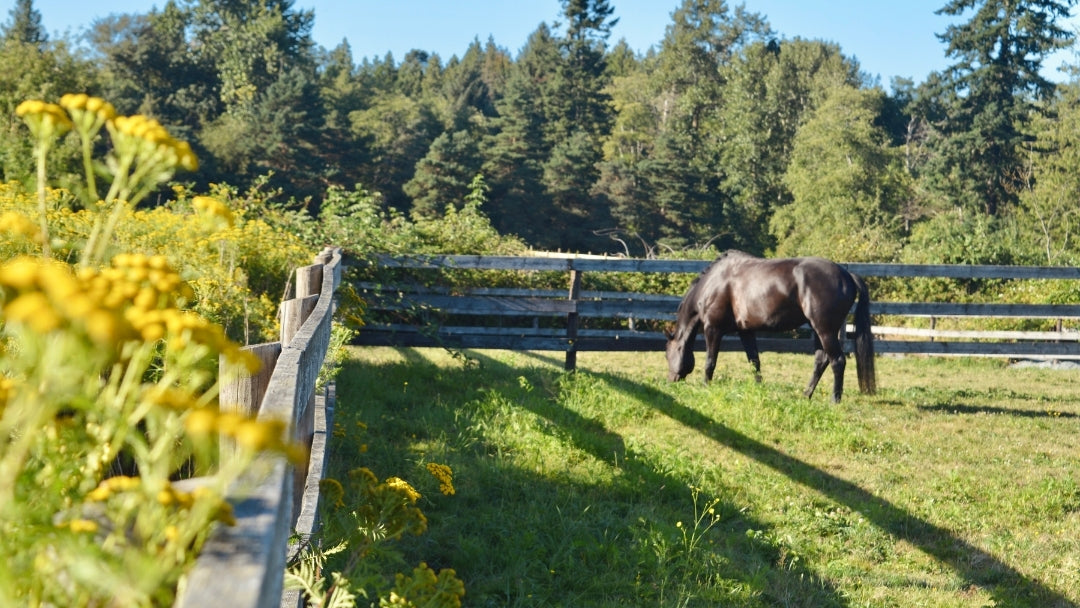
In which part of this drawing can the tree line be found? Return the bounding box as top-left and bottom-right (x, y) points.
(3, 0), (1080, 264)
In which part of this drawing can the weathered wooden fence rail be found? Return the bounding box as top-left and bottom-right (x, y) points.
(175, 246), (342, 608)
(353, 253), (1080, 366)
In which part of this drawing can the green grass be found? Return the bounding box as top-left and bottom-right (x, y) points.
(330, 347), (1080, 607)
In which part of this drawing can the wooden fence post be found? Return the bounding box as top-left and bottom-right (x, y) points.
(294, 263), (324, 301)
(566, 269), (581, 371)
(218, 342), (282, 464)
(279, 259), (326, 524)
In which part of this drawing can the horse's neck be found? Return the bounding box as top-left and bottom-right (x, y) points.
(676, 314), (700, 343)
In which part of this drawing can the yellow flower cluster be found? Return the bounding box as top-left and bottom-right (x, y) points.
(110, 114), (198, 172)
(425, 463), (455, 496)
(85, 475), (141, 501)
(184, 407), (301, 460)
(85, 476), (236, 526)
(65, 519), (100, 534)
(0, 211), (42, 243)
(385, 476), (422, 504)
(0, 377), (14, 411)
(385, 562), (466, 608)
(0, 256), (120, 341)
(59, 93), (116, 134)
(343, 468), (427, 538)
(192, 196), (235, 228)
(0, 255), (258, 373)
(319, 477), (346, 508)
(15, 100), (72, 140)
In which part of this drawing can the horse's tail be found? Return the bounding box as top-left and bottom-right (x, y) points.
(851, 272), (877, 394)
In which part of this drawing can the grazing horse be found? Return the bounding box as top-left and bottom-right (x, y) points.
(664, 250), (876, 402)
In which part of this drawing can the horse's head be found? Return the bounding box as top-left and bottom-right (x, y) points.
(664, 327), (694, 381)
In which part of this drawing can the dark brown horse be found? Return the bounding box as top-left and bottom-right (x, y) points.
(665, 250), (876, 402)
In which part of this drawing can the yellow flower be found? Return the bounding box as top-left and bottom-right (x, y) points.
(319, 478), (345, 508)
(157, 487), (177, 506)
(184, 408), (218, 435)
(0, 256), (46, 289)
(164, 525), (180, 542)
(4, 292), (61, 333)
(0, 377), (14, 407)
(59, 93), (116, 134)
(82, 308), (120, 345)
(426, 462), (456, 496)
(233, 419), (277, 451)
(86, 484), (112, 502)
(67, 519), (99, 534)
(16, 99), (73, 140)
(192, 196), (235, 228)
(0, 211), (42, 242)
(385, 477), (421, 504)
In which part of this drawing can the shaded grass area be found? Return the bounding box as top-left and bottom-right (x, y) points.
(331, 347), (1080, 607)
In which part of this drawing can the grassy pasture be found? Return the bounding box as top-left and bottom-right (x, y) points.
(331, 346), (1080, 607)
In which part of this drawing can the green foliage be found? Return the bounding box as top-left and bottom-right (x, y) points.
(285, 466), (465, 607)
(1014, 81), (1080, 266)
(7, 0), (1080, 265)
(771, 85), (907, 261)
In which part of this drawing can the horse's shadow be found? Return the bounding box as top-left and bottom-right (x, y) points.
(511, 350), (1075, 607)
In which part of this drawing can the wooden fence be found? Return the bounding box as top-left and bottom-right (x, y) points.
(353, 254), (1080, 368)
(174, 246), (342, 608)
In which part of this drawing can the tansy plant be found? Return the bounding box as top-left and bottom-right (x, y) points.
(286, 467), (465, 608)
(1, 95), (304, 606)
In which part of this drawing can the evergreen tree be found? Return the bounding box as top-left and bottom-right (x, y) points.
(638, 0), (771, 251)
(550, 0), (617, 141)
(90, 4), (218, 129)
(530, 0), (619, 251)
(190, 0), (316, 112)
(924, 0), (1076, 216)
(439, 40), (498, 130)
(1, 0), (47, 47)
(318, 40), (367, 131)
(481, 25), (557, 244)
(405, 130), (482, 217)
(347, 88), (442, 212)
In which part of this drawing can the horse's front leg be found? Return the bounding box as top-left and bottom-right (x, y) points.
(702, 324), (723, 383)
(738, 331), (761, 382)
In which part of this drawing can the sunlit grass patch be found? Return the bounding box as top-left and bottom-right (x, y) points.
(336, 346), (1080, 607)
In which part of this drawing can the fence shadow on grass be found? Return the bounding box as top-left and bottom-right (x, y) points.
(462, 351), (847, 607)
(917, 403), (1078, 418)
(562, 366), (1076, 608)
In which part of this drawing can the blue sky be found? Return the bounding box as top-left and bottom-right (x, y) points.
(23, 0), (1080, 87)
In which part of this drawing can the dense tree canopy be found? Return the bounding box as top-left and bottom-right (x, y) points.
(4, 0), (1080, 263)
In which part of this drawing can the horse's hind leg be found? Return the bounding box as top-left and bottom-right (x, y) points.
(804, 333), (831, 399)
(738, 331), (762, 382)
(819, 332), (847, 403)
